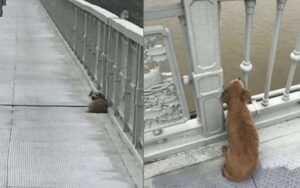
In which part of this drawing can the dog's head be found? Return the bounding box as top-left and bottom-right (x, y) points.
(89, 90), (105, 100)
(221, 78), (251, 104)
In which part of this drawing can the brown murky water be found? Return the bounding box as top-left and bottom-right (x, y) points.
(145, 0), (300, 112)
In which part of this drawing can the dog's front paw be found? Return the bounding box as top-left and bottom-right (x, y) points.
(222, 145), (228, 153)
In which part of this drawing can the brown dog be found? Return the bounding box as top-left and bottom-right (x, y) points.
(221, 78), (259, 182)
(88, 90), (108, 113)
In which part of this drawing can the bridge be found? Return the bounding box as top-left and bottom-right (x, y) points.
(144, 0), (300, 187)
(0, 0), (143, 187)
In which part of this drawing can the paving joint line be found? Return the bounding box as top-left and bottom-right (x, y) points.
(0, 104), (88, 108)
(251, 175), (258, 188)
(5, 1), (19, 185)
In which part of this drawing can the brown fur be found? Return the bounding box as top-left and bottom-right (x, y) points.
(88, 90), (108, 113)
(221, 79), (259, 182)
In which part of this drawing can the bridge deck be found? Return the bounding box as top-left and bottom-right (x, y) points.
(0, 0), (134, 187)
(146, 117), (300, 188)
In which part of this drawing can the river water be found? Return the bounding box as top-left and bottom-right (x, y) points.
(84, 0), (143, 27)
(145, 0), (300, 112)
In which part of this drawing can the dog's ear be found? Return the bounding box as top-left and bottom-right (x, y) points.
(89, 90), (93, 97)
(221, 90), (230, 103)
(241, 89), (251, 103)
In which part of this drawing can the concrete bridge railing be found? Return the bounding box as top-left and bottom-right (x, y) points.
(39, 0), (144, 167)
(0, 0), (7, 17)
(144, 0), (300, 162)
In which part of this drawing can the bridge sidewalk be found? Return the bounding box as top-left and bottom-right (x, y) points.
(146, 117), (300, 188)
(0, 0), (135, 187)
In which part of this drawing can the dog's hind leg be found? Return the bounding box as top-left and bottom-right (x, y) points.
(222, 148), (232, 180)
(222, 168), (236, 181)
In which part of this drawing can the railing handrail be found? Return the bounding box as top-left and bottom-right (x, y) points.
(144, 0), (240, 21)
(69, 0), (143, 45)
(69, 0), (118, 23)
(109, 18), (143, 45)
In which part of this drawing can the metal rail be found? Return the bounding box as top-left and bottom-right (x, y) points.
(282, 32), (300, 101)
(262, 0), (287, 106)
(240, 0), (256, 88)
(39, 0), (144, 167)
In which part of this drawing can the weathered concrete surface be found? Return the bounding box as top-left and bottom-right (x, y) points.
(0, 107), (11, 187)
(0, 0), (16, 105)
(147, 118), (300, 188)
(0, 0), (135, 187)
(13, 2), (91, 106)
(8, 107), (133, 188)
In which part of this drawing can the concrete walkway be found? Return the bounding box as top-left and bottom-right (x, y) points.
(146, 117), (300, 188)
(0, 0), (134, 187)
